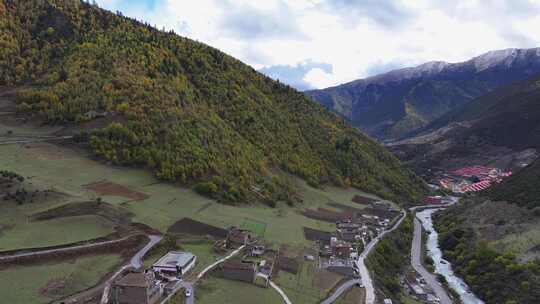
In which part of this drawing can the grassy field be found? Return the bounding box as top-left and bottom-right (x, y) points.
(196, 277), (282, 304)
(274, 258), (342, 304)
(240, 218), (267, 238)
(0, 139), (391, 302)
(334, 286), (364, 304)
(0, 253), (121, 304)
(0, 214), (115, 251)
(0, 142), (384, 249)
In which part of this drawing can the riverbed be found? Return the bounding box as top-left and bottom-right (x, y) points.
(417, 209), (484, 304)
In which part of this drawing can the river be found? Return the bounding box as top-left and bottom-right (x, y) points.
(416, 209), (484, 304)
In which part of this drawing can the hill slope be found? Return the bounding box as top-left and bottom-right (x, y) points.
(389, 74), (540, 176)
(0, 0), (425, 204)
(306, 48), (540, 139)
(486, 159), (540, 209)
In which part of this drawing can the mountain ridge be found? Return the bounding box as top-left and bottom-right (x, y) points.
(306, 47), (540, 139)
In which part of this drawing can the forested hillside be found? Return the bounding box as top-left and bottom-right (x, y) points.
(435, 200), (540, 304)
(424, 75), (540, 151)
(0, 0), (425, 204)
(486, 159), (540, 209)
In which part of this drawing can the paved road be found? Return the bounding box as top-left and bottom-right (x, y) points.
(411, 217), (452, 304)
(160, 245), (247, 304)
(130, 235), (162, 268)
(320, 210), (406, 304)
(181, 282), (195, 304)
(360, 210), (407, 304)
(196, 245), (246, 281)
(320, 279), (362, 304)
(269, 280), (292, 304)
(100, 235), (162, 304)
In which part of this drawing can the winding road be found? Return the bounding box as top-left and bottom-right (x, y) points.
(320, 210), (407, 304)
(269, 279), (293, 304)
(100, 235), (162, 304)
(0, 234), (141, 263)
(160, 245), (248, 304)
(196, 245), (246, 281)
(320, 279), (362, 304)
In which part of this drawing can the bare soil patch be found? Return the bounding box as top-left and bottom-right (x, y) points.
(22, 143), (72, 160)
(0, 234), (147, 268)
(301, 208), (350, 223)
(84, 181), (148, 201)
(313, 268), (343, 290)
(32, 201), (133, 225)
(303, 227), (332, 242)
(40, 278), (67, 297)
(277, 256), (300, 274)
(351, 195), (377, 205)
(167, 218), (228, 239)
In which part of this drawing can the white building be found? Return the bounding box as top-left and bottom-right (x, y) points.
(151, 251), (196, 278)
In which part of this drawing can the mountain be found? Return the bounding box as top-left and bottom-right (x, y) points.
(387, 72), (540, 173)
(0, 0), (426, 204)
(306, 48), (540, 140)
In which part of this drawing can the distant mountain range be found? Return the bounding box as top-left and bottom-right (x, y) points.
(306, 48), (540, 140)
(388, 73), (540, 178)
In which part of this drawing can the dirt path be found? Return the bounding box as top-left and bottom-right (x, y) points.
(0, 234), (138, 264)
(159, 245), (249, 304)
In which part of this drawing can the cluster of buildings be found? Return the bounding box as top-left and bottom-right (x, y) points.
(111, 251), (197, 304)
(437, 165), (512, 193)
(403, 272), (441, 304)
(110, 227), (267, 304)
(320, 220), (369, 271)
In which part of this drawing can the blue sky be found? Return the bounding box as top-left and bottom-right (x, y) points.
(96, 0), (540, 90)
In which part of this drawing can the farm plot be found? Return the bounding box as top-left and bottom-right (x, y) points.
(240, 218), (267, 237)
(197, 277), (282, 304)
(275, 259), (334, 304)
(84, 181), (149, 201)
(0, 253), (121, 304)
(351, 195), (378, 205)
(278, 256), (300, 274)
(31, 200), (133, 225)
(0, 214), (116, 251)
(167, 218), (229, 239)
(303, 227), (333, 242)
(301, 208), (349, 223)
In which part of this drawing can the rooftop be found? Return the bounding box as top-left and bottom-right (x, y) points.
(115, 272), (152, 288)
(153, 251), (195, 269)
(222, 260), (256, 270)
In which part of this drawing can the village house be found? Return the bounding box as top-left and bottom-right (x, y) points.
(336, 220), (363, 241)
(151, 251), (196, 279)
(330, 237), (355, 259)
(250, 244), (266, 257)
(111, 271), (162, 304)
(220, 260), (257, 283)
(226, 227), (255, 249)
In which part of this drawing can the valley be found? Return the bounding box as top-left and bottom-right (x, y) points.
(1, 1), (540, 304)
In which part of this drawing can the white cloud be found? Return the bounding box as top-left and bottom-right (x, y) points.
(303, 67), (335, 89)
(96, 0), (540, 89)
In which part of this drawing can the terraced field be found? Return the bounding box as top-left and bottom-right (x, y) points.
(0, 253), (121, 304)
(0, 119), (395, 302)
